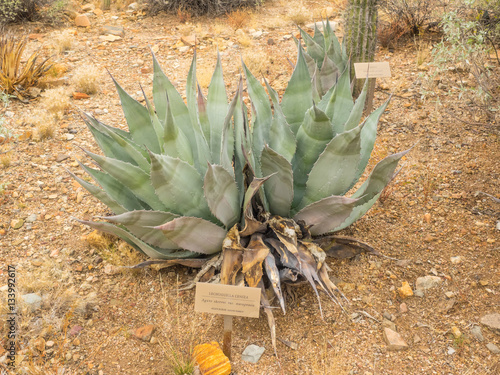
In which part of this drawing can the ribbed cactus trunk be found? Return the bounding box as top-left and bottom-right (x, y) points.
(102, 0), (111, 10)
(345, 0), (378, 111)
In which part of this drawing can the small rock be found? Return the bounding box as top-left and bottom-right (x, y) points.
(82, 3), (95, 12)
(181, 35), (196, 46)
(470, 325), (484, 342)
(76, 191), (84, 203)
(11, 218), (25, 230)
(451, 326), (461, 338)
(242, 344), (265, 363)
(150, 336), (158, 344)
(65, 352), (72, 361)
(65, 134), (75, 141)
(383, 311), (393, 321)
(480, 313), (500, 334)
(72, 338), (80, 346)
(414, 289), (424, 297)
(450, 256), (462, 264)
(413, 334), (421, 344)
(69, 325), (83, 336)
(395, 259), (411, 267)
(447, 347), (456, 355)
(445, 291), (455, 298)
(486, 343), (500, 354)
(73, 92), (90, 100)
(398, 281), (413, 298)
(128, 2), (139, 10)
(34, 337), (45, 352)
(22, 293), (42, 310)
(133, 324), (155, 341)
(56, 153), (70, 162)
(416, 276), (442, 291)
(102, 25), (125, 37)
(99, 35), (122, 42)
(267, 38), (275, 45)
(251, 30), (263, 38)
(46, 340), (55, 347)
(75, 14), (90, 27)
(383, 328), (408, 351)
(400, 303), (408, 313)
(382, 319), (397, 332)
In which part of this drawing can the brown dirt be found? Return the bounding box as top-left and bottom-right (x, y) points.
(0, 1), (499, 374)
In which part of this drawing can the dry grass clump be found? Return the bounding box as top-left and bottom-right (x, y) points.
(85, 230), (145, 266)
(227, 9), (250, 30)
(197, 64), (215, 89)
(236, 33), (252, 47)
(0, 258), (96, 373)
(25, 108), (56, 141)
(243, 49), (271, 75)
(40, 86), (71, 119)
(287, 4), (310, 26)
(51, 29), (74, 54)
(70, 65), (103, 95)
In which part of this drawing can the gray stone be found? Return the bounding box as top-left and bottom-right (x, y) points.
(22, 293), (42, 311)
(416, 276), (442, 291)
(486, 343), (500, 354)
(102, 25), (125, 38)
(242, 344), (265, 363)
(382, 319), (397, 332)
(26, 214), (37, 223)
(470, 325), (484, 342)
(447, 347), (456, 355)
(414, 289), (424, 298)
(480, 313), (500, 334)
(383, 328), (408, 351)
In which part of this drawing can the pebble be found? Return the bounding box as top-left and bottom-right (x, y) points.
(383, 328), (408, 351)
(22, 293), (42, 310)
(447, 347), (456, 355)
(69, 325), (83, 336)
(445, 291), (455, 298)
(470, 325), (484, 342)
(132, 324), (155, 341)
(400, 303), (408, 313)
(486, 343), (500, 354)
(66, 134), (75, 141)
(480, 313), (500, 334)
(75, 14), (90, 27)
(451, 326), (461, 338)
(102, 25), (125, 38)
(242, 344), (265, 363)
(398, 281), (413, 298)
(413, 334), (421, 344)
(11, 218), (24, 229)
(56, 153), (70, 162)
(450, 256), (462, 264)
(382, 319), (397, 332)
(46, 340), (55, 347)
(26, 214), (37, 223)
(416, 276), (442, 291)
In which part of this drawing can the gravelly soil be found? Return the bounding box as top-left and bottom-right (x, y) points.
(0, 1), (499, 374)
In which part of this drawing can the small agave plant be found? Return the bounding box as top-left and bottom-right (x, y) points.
(71, 43), (408, 350)
(294, 19), (349, 100)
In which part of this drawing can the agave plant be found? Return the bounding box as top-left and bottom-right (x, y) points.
(72, 45), (408, 350)
(293, 19), (349, 100)
(0, 34), (52, 100)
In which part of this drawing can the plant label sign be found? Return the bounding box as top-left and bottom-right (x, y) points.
(194, 282), (261, 318)
(354, 62), (391, 79)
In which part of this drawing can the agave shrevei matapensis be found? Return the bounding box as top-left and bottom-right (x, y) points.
(71, 44), (408, 350)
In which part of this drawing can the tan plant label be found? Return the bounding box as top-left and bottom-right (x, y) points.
(194, 283), (261, 318)
(354, 62), (391, 78)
